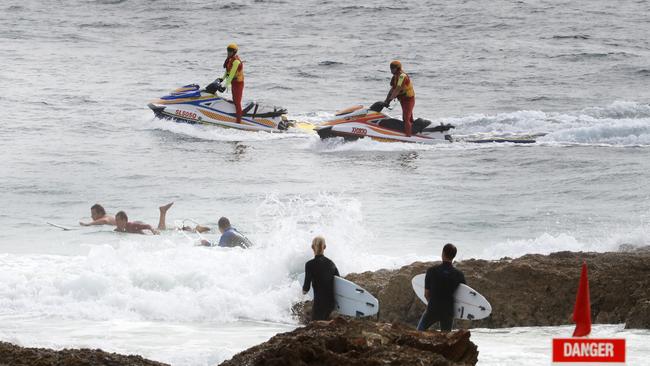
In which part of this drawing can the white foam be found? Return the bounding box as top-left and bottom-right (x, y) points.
(144, 117), (310, 142)
(444, 101), (650, 146)
(473, 324), (650, 366)
(144, 101), (650, 148)
(478, 223), (650, 259)
(304, 101), (650, 149)
(0, 193), (423, 325)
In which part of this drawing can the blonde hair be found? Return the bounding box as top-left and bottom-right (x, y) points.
(311, 236), (326, 255)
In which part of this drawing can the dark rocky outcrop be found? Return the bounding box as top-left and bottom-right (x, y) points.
(296, 250), (650, 330)
(219, 317), (478, 366)
(0, 342), (167, 366)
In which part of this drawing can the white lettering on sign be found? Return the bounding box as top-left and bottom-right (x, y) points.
(563, 342), (614, 358)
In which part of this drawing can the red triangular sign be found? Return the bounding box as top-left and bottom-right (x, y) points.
(572, 261), (591, 337)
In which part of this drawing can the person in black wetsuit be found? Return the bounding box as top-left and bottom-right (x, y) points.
(417, 243), (466, 332)
(302, 236), (340, 321)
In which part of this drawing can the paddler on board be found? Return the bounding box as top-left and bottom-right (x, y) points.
(302, 236), (340, 321)
(81, 202), (209, 233)
(114, 202), (176, 235)
(384, 60), (416, 137)
(417, 243), (466, 332)
(79, 204), (115, 226)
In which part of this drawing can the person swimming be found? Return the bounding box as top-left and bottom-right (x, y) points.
(79, 204), (115, 226)
(114, 202), (174, 235)
(200, 217), (252, 248)
(82, 202), (209, 233)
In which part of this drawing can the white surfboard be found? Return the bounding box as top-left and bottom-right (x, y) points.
(298, 273), (379, 318)
(412, 273), (492, 320)
(46, 222), (75, 231)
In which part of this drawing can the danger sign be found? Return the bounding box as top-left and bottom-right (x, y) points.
(553, 339), (625, 363)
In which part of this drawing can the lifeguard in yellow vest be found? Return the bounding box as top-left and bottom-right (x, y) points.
(384, 60), (416, 136)
(222, 43), (244, 123)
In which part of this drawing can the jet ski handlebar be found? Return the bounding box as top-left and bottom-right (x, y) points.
(369, 101), (386, 112)
(204, 79), (226, 94)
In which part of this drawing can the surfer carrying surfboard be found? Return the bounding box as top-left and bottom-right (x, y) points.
(302, 236), (340, 321)
(417, 243), (466, 332)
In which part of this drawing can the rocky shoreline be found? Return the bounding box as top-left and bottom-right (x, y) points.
(0, 318), (478, 366)
(220, 317), (478, 366)
(0, 342), (167, 366)
(296, 249), (650, 330)
(1, 250), (648, 365)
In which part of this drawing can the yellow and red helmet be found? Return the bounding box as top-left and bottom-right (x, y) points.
(390, 60), (402, 70)
(227, 43), (238, 52)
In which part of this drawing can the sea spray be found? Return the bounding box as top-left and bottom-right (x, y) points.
(0, 193), (427, 325)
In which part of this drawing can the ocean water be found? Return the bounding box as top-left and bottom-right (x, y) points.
(1, 0), (649, 364)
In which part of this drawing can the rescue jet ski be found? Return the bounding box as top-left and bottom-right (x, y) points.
(315, 102), (454, 144)
(148, 83), (292, 132)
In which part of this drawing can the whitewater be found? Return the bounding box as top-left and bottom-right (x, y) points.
(1, 0), (649, 364)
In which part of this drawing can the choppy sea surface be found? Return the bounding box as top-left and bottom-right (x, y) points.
(1, 0), (649, 364)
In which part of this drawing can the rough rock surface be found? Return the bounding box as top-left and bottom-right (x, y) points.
(296, 250), (650, 329)
(0, 342), (167, 366)
(219, 317), (478, 366)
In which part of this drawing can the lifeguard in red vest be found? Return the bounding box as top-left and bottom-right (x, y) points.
(222, 43), (244, 123)
(384, 60), (416, 136)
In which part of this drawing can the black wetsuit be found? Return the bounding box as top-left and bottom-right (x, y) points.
(417, 261), (466, 331)
(303, 254), (339, 321)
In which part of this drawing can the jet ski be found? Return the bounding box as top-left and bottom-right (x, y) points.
(315, 102), (454, 144)
(148, 83), (292, 132)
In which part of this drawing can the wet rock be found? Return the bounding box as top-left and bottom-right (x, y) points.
(625, 299), (650, 329)
(219, 317), (478, 366)
(0, 342), (167, 366)
(296, 251), (650, 329)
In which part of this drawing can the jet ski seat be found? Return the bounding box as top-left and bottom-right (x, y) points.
(242, 102), (287, 118)
(377, 118), (432, 134)
(162, 84), (201, 100)
(378, 118), (406, 131)
(422, 123), (455, 133)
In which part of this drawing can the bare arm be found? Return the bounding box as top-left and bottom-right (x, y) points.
(137, 224), (159, 235)
(80, 218), (108, 226)
(384, 74), (406, 105)
(384, 86), (403, 105)
(384, 89), (393, 105)
(123, 223), (153, 235)
(424, 289), (431, 302)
